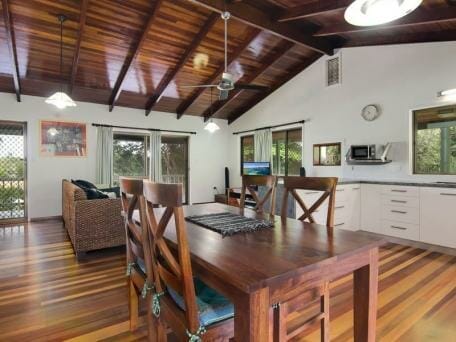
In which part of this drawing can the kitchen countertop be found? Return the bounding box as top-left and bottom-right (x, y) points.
(337, 179), (456, 188)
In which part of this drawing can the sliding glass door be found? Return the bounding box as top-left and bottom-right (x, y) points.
(161, 136), (189, 204)
(0, 121), (27, 223)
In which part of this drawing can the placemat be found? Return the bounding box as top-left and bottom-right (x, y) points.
(185, 212), (274, 237)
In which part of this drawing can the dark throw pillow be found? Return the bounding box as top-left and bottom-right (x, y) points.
(73, 179), (97, 189)
(98, 186), (121, 198)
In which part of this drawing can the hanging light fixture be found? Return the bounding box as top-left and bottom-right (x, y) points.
(204, 88), (220, 133)
(345, 0), (422, 26)
(45, 14), (77, 109)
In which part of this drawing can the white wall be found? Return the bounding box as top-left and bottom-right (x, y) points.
(228, 41), (456, 187)
(0, 93), (230, 219)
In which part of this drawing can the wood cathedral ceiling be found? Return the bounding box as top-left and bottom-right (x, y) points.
(0, 0), (455, 123)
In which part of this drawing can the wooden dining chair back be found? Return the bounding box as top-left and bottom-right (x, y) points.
(240, 175), (277, 216)
(119, 177), (153, 332)
(142, 180), (234, 341)
(281, 176), (338, 227)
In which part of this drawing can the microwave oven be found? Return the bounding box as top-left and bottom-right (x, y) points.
(349, 145), (378, 160)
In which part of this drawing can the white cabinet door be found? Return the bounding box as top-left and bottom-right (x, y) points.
(361, 184), (382, 233)
(420, 187), (456, 248)
(349, 185), (361, 231)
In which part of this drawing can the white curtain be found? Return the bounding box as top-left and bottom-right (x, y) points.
(96, 126), (113, 186)
(254, 128), (272, 163)
(149, 131), (162, 182)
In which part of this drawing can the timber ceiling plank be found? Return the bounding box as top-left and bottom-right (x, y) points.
(69, 0), (88, 94)
(277, 0), (352, 22)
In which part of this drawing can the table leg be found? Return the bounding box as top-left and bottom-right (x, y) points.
(234, 287), (270, 342)
(353, 247), (379, 342)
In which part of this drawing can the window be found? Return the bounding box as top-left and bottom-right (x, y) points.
(326, 56), (341, 86)
(240, 135), (254, 174)
(272, 128), (302, 176)
(161, 136), (189, 203)
(113, 133), (149, 185)
(313, 143), (341, 166)
(413, 104), (456, 175)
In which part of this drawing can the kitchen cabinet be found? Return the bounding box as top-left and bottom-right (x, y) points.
(420, 187), (456, 249)
(360, 184), (382, 234)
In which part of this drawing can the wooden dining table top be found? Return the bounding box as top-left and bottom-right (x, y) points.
(134, 202), (385, 294)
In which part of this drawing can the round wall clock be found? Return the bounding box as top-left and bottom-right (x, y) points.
(361, 104), (380, 121)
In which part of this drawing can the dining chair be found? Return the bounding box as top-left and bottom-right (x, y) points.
(281, 176), (338, 227)
(119, 177), (155, 335)
(142, 180), (234, 341)
(275, 176), (338, 341)
(240, 175), (277, 216)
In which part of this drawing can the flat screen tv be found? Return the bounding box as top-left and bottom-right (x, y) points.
(243, 162), (271, 176)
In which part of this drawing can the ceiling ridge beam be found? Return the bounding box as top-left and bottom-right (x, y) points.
(69, 0), (88, 94)
(176, 27), (261, 119)
(108, 0), (164, 112)
(203, 40), (295, 121)
(228, 54), (320, 124)
(145, 12), (219, 116)
(277, 0), (352, 22)
(315, 6), (456, 36)
(2, 0), (21, 102)
(187, 0), (333, 55)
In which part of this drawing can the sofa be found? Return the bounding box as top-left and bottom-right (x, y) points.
(62, 179), (125, 257)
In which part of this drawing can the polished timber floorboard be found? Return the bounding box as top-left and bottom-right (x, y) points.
(0, 220), (455, 341)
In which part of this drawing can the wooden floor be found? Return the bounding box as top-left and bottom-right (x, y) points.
(0, 220), (455, 341)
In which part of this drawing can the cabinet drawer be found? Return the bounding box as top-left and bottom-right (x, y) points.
(381, 205), (419, 224)
(381, 194), (419, 208)
(335, 185), (349, 203)
(381, 186), (419, 198)
(381, 220), (420, 240)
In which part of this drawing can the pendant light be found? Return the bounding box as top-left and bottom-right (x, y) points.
(345, 0), (422, 27)
(45, 14), (77, 109)
(204, 88), (220, 133)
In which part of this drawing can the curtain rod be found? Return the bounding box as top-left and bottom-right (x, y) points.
(92, 123), (197, 135)
(232, 120), (305, 135)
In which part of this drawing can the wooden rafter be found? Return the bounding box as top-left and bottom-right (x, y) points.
(108, 0), (163, 112)
(1, 0), (21, 102)
(188, 0), (334, 55)
(69, 0), (88, 94)
(316, 6), (456, 36)
(145, 12), (218, 116)
(277, 0), (352, 22)
(203, 40), (295, 121)
(228, 54), (320, 124)
(176, 27), (261, 119)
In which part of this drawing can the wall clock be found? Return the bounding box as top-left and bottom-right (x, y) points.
(361, 104), (380, 121)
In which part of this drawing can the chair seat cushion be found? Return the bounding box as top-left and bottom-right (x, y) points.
(167, 278), (234, 327)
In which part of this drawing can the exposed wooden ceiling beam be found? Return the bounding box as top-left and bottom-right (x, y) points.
(228, 54), (320, 124)
(145, 12), (218, 116)
(1, 0), (21, 102)
(187, 0), (334, 55)
(277, 0), (352, 22)
(108, 0), (163, 112)
(176, 27), (261, 119)
(69, 0), (88, 94)
(203, 40), (294, 121)
(315, 6), (456, 36)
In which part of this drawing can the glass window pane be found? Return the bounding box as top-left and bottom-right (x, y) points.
(272, 131), (286, 176)
(113, 134), (147, 185)
(414, 105), (456, 175)
(161, 136), (188, 203)
(287, 129), (302, 176)
(241, 135), (254, 163)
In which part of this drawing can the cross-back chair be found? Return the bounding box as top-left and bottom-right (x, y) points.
(281, 176), (338, 228)
(240, 175), (277, 216)
(119, 177), (155, 334)
(142, 180), (234, 341)
(275, 176), (338, 341)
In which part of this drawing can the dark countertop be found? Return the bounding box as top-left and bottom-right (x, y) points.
(338, 179), (456, 188)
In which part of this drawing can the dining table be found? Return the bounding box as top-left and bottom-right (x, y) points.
(135, 202), (384, 342)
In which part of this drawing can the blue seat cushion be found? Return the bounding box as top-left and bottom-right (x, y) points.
(167, 278), (234, 327)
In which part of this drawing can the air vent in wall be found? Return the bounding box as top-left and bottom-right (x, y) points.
(326, 56), (341, 87)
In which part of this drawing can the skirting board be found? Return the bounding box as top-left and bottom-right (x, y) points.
(30, 215), (63, 223)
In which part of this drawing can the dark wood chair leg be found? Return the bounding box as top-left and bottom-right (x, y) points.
(129, 280), (139, 331)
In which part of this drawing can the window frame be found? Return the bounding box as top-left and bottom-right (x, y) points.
(313, 142), (342, 166)
(272, 127), (302, 176)
(412, 104), (456, 176)
(240, 134), (254, 175)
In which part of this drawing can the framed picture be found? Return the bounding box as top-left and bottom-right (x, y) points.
(313, 142), (341, 166)
(40, 120), (87, 157)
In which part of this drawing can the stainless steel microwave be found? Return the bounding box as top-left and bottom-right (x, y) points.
(349, 145), (377, 160)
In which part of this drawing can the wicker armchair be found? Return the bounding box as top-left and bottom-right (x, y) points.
(62, 179), (125, 257)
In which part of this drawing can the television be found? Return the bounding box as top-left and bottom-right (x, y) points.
(243, 162), (271, 176)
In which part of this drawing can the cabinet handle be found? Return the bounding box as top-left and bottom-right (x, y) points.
(336, 189), (345, 192)
(391, 210), (407, 214)
(391, 225), (407, 230)
(391, 200), (407, 204)
(305, 191), (319, 195)
(440, 193), (456, 196)
(391, 189), (407, 193)
(335, 206), (345, 209)
(352, 187), (360, 190)
(335, 223), (345, 227)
